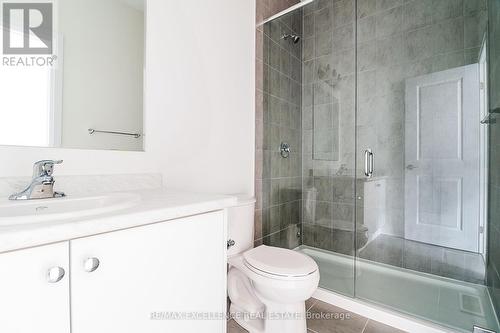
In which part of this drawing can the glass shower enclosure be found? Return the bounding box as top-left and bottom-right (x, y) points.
(259, 0), (499, 331)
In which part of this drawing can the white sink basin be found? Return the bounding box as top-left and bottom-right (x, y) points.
(0, 193), (141, 226)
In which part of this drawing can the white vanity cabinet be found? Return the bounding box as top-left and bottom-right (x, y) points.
(0, 210), (227, 333)
(70, 211), (227, 333)
(0, 242), (70, 333)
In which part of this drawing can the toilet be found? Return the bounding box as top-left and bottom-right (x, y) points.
(227, 195), (320, 333)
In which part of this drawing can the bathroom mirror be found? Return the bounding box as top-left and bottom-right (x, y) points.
(0, 0), (145, 151)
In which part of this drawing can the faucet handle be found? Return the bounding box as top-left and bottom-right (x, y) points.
(33, 160), (63, 177)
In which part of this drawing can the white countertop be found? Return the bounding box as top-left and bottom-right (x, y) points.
(0, 189), (237, 254)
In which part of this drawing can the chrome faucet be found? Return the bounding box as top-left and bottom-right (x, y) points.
(9, 160), (66, 200)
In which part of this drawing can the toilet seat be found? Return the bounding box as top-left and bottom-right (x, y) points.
(243, 245), (318, 279)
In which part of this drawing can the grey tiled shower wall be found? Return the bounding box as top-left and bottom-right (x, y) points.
(356, 0), (488, 239)
(259, 10), (304, 248)
(255, 0), (302, 248)
(256, 0), (488, 258)
(301, 0), (487, 255)
(301, 0), (358, 255)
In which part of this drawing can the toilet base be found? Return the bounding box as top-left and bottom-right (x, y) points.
(230, 303), (264, 333)
(230, 301), (308, 333)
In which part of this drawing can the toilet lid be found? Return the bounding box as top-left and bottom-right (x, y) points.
(243, 245), (318, 277)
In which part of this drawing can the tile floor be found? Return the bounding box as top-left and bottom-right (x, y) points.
(227, 298), (406, 333)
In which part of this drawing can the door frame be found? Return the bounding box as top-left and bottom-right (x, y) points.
(479, 37), (489, 257)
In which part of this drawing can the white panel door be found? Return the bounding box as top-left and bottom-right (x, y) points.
(405, 64), (480, 252)
(0, 242), (70, 333)
(70, 211), (227, 333)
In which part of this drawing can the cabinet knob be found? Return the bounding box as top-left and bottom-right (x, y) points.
(47, 266), (65, 283)
(84, 257), (100, 273)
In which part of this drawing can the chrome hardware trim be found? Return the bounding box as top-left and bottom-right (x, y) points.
(84, 257), (100, 273)
(364, 149), (374, 178)
(406, 164), (417, 170)
(473, 326), (496, 333)
(9, 160), (65, 200)
(227, 239), (236, 249)
(88, 128), (141, 139)
(257, 0), (314, 26)
(47, 266), (65, 283)
(281, 33), (301, 44)
(280, 142), (291, 158)
(480, 113), (497, 124)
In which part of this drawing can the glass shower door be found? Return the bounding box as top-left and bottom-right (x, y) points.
(299, 0), (357, 298)
(354, 0), (498, 331)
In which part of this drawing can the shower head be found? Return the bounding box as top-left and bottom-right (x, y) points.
(281, 34), (301, 44)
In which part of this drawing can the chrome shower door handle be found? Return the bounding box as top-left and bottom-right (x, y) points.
(364, 149), (374, 178)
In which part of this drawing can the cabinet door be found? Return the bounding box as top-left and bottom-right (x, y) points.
(71, 211), (227, 333)
(0, 242), (70, 333)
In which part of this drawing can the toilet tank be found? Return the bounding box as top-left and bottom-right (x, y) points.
(227, 195), (256, 257)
